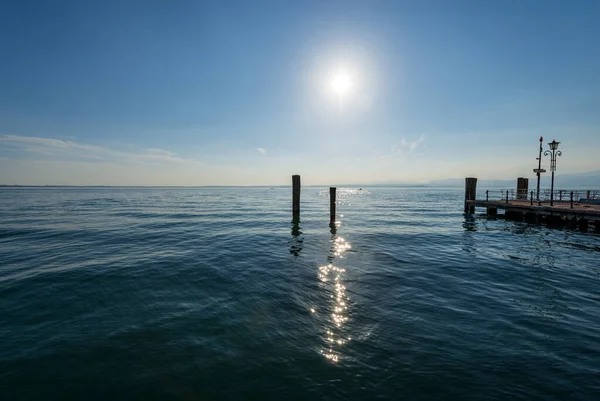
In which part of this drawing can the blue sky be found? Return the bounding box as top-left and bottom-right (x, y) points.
(1, 0), (599, 185)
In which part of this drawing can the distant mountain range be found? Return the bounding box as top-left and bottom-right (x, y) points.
(427, 170), (600, 189)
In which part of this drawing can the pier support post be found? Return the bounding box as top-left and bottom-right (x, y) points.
(292, 175), (301, 222)
(525, 212), (538, 223)
(329, 187), (336, 224)
(487, 207), (497, 216)
(546, 215), (565, 227)
(506, 211), (523, 221)
(595, 222), (600, 233)
(464, 178), (477, 214)
(579, 219), (589, 231)
(517, 177), (529, 200)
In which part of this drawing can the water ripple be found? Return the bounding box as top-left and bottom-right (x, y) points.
(0, 187), (599, 400)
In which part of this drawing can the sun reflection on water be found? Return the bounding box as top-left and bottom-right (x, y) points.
(315, 235), (352, 363)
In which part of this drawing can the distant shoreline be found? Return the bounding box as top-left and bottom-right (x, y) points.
(0, 184), (450, 188)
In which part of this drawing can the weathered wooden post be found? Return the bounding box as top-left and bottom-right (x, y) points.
(292, 175), (301, 222)
(517, 177), (529, 200)
(329, 187), (336, 224)
(530, 191), (534, 206)
(464, 178), (477, 214)
(486, 190), (489, 201)
(506, 190), (509, 204)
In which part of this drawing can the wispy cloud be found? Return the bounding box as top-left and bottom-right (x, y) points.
(392, 134), (426, 156)
(409, 134), (425, 152)
(256, 147), (267, 156)
(0, 134), (200, 165)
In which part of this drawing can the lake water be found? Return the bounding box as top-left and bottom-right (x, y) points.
(1, 187), (599, 400)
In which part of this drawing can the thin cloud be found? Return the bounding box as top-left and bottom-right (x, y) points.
(0, 134), (200, 165)
(393, 134), (426, 156)
(256, 147), (267, 155)
(409, 134), (425, 152)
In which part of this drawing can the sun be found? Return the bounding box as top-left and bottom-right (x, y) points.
(331, 72), (352, 96)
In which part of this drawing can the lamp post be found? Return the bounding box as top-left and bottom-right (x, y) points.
(544, 139), (562, 206)
(533, 136), (545, 201)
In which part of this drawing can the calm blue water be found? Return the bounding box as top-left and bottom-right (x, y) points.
(1, 187), (599, 400)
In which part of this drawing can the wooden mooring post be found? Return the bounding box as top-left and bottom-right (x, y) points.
(517, 177), (529, 200)
(292, 175), (301, 222)
(330, 187), (336, 224)
(464, 178), (477, 214)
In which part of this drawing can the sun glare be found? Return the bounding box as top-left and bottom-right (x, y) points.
(331, 72), (352, 96)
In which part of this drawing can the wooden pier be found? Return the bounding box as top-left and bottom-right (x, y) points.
(468, 199), (600, 221)
(464, 177), (600, 231)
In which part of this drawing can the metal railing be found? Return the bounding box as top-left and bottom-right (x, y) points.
(480, 189), (599, 207)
